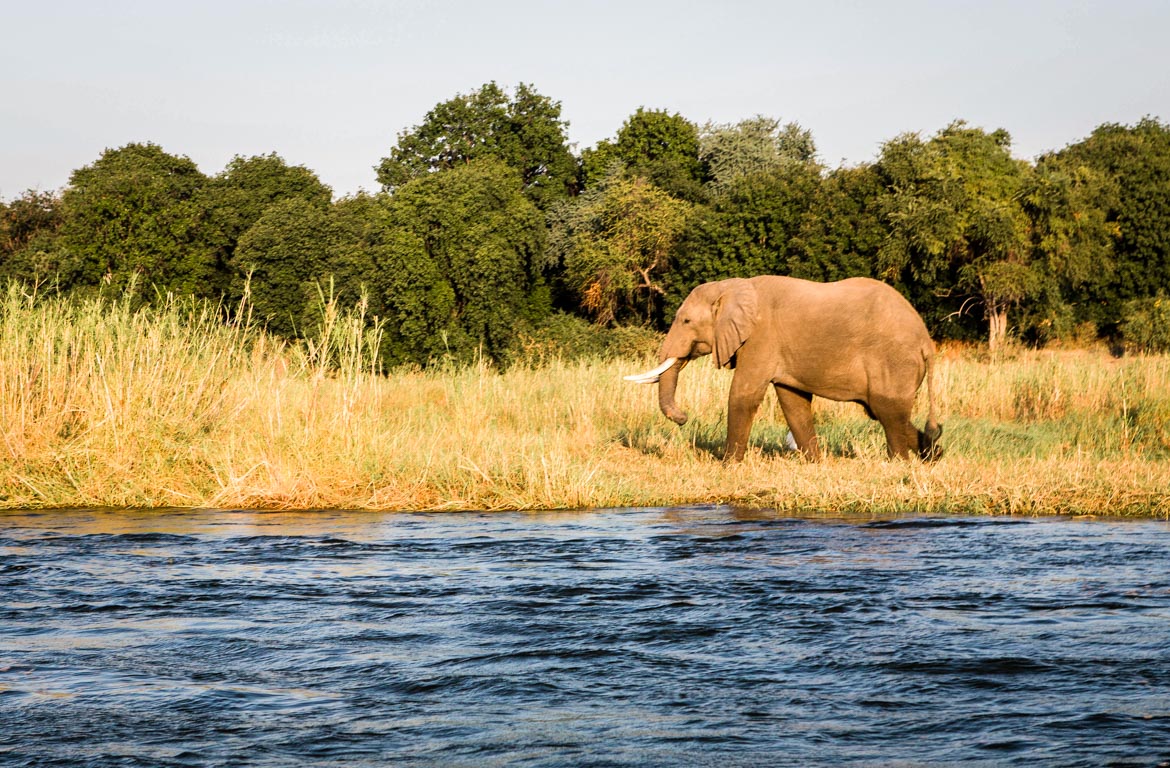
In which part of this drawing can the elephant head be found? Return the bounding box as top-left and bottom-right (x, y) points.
(625, 279), (759, 425)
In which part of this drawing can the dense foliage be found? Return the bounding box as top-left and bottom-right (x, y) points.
(2, 81), (1168, 365)
(375, 82), (577, 211)
(375, 158), (549, 365)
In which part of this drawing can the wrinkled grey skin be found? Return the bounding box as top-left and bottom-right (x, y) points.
(639, 276), (941, 462)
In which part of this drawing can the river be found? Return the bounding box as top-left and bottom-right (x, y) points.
(2, 507), (1169, 766)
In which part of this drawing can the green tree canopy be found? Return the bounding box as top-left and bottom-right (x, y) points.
(791, 163), (885, 282)
(60, 143), (220, 298)
(0, 189), (65, 283)
(876, 122), (1036, 349)
(700, 116), (817, 193)
(1, 190), (62, 255)
(204, 153), (333, 304)
(324, 193), (390, 321)
(549, 169), (692, 326)
(1019, 156), (1119, 339)
(582, 108), (706, 201)
(206, 153), (332, 247)
(1050, 117), (1170, 326)
(375, 158), (549, 364)
(233, 197), (335, 339)
(670, 161), (821, 303)
(376, 82), (577, 209)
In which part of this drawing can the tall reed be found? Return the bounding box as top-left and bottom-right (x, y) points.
(2, 284), (1167, 516)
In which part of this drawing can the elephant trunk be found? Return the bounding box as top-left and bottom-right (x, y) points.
(657, 358), (689, 426)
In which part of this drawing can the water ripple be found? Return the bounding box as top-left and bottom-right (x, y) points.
(2, 508), (1169, 766)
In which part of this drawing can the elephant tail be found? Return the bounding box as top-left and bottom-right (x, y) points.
(919, 347), (943, 461)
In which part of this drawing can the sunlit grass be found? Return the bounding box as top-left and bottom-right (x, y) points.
(2, 283), (1168, 516)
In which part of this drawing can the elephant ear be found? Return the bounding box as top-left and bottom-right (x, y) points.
(712, 279), (759, 369)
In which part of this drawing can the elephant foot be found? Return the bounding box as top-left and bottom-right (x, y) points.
(722, 442), (748, 462)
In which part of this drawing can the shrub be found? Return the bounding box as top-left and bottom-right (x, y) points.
(1121, 296), (1170, 353)
(513, 313), (660, 366)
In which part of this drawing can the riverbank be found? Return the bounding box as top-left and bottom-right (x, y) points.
(2, 288), (1168, 516)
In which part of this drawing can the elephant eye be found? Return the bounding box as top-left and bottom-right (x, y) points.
(683, 318), (690, 324)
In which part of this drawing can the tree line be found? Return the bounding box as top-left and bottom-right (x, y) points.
(3, 81), (1170, 364)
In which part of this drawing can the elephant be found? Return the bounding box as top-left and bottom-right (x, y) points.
(626, 276), (942, 462)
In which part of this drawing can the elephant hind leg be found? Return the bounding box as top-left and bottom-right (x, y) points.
(775, 385), (820, 461)
(869, 396), (918, 459)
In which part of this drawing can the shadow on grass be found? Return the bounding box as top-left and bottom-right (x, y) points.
(753, 424), (864, 460)
(616, 421), (863, 461)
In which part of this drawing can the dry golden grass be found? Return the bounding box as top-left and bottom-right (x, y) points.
(2, 284), (1168, 516)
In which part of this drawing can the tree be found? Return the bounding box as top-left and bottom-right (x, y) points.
(60, 143), (220, 298)
(791, 163), (885, 282)
(375, 158), (549, 364)
(876, 122), (1036, 350)
(549, 169), (692, 326)
(203, 153), (333, 303)
(581, 108), (705, 201)
(1, 190), (61, 255)
(1050, 117), (1170, 329)
(0, 190), (66, 283)
(670, 161), (821, 303)
(376, 82), (577, 209)
(1019, 156), (1119, 340)
(233, 197), (335, 339)
(324, 192), (390, 321)
(700, 116), (817, 193)
(206, 153), (332, 247)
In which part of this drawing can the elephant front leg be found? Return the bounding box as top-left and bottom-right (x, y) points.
(775, 385), (820, 461)
(724, 376), (769, 462)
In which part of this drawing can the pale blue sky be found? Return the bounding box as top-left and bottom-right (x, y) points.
(2, 0), (1168, 199)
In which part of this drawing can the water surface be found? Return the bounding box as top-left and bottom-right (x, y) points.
(2, 507), (1169, 766)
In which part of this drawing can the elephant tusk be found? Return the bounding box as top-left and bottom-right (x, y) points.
(623, 357), (678, 384)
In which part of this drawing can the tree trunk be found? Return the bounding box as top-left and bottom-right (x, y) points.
(988, 305), (1008, 353)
